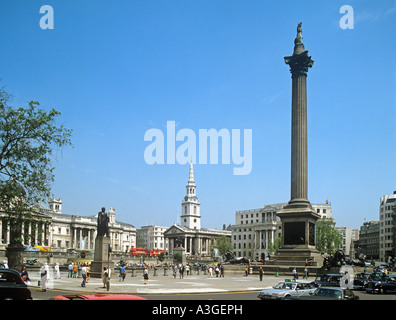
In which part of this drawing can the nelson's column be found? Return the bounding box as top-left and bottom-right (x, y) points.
(276, 23), (322, 263)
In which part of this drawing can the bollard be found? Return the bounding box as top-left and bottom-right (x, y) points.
(132, 268), (136, 277)
(164, 268), (168, 276)
(196, 267), (199, 275)
(154, 267), (157, 276)
(275, 272), (279, 277)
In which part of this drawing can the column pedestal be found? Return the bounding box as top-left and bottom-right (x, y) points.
(90, 236), (112, 278)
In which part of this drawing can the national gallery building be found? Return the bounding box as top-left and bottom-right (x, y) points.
(0, 198), (137, 254)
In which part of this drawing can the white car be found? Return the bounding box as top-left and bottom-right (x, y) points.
(258, 281), (316, 300)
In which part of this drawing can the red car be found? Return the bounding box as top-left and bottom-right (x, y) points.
(50, 294), (147, 300)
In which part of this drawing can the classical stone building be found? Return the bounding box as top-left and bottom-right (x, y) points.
(0, 198), (136, 255)
(231, 202), (332, 260)
(164, 163), (231, 257)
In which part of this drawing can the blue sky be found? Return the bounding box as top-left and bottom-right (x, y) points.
(0, 0), (395, 230)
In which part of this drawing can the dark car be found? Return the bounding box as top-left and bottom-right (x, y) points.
(0, 269), (32, 300)
(50, 294), (147, 300)
(365, 274), (396, 294)
(312, 273), (346, 288)
(285, 287), (359, 300)
(353, 272), (373, 290)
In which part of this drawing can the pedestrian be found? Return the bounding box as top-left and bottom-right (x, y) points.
(81, 264), (87, 287)
(208, 266), (213, 278)
(245, 266), (248, 277)
(54, 262), (61, 279)
(304, 266), (309, 279)
(119, 265), (126, 281)
(259, 267), (264, 281)
(143, 266), (149, 284)
(86, 264), (91, 283)
(172, 264), (177, 278)
(220, 265), (224, 278)
(21, 266), (30, 285)
(44, 262), (50, 281)
(40, 265), (47, 292)
(292, 267), (298, 281)
(102, 267), (109, 288)
(68, 262), (73, 278)
(179, 265), (184, 279)
(185, 264), (190, 276)
(2, 260), (8, 269)
(215, 266), (219, 277)
(72, 263), (78, 278)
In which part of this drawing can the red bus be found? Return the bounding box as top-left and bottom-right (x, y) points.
(129, 248), (165, 257)
(129, 248), (149, 256)
(149, 249), (165, 257)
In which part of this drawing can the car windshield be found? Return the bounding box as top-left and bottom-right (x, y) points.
(315, 288), (342, 299)
(273, 282), (295, 290)
(0, 272), (21, 285)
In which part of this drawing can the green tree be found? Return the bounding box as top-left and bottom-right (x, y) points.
(0, 87), (72, 268)
(214, 235), (233, 257)
(268, 236), (282, 255)
(316, 218), (342, 255)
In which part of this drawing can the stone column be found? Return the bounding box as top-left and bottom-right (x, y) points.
(284, 23), (313, 208)
(277, 23), (321, 260)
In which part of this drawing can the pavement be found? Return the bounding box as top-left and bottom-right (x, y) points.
(26, 268), (316, 296)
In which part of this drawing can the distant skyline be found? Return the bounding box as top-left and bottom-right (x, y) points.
(0, 0), (395, 230)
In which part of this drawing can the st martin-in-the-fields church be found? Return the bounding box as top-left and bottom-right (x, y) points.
(164, 163), (231, 258)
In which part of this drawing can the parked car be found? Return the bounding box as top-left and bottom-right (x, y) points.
(365, 274), (396, 294)
(257, 281), (316, 300)
(312, 273), (346, 287)
(286, 286), (359, 300)
(353, 272), (373, 290)
(0, 269), (32, 300)
(50, 294), (147, 300)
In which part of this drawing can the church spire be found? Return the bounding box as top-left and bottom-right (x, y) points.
(188, 160), (195, 185)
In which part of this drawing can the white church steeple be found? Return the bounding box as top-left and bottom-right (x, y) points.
(181, 162), (201, 229)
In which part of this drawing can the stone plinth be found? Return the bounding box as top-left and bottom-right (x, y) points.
(173, 246), (187, 265)
(89, 236), (112, 278)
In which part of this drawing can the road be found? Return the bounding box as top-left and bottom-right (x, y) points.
(30, 286), (396, 300)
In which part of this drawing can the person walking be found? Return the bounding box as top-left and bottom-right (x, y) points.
(220, 265), (224, 278)
(102, 267), (109, 288)
(143, 266), (149, 284)
(119, 265), (126, 281)
(44, 262), (50, 281)
(304, 266), (309, 279)
(21, 266), (30, 285)
(292, 267), (298, 281)
(68, 262), (73, 278)
(81, 264), (87, 287)
(72, 263), (78, 278)
(259, 267), (264, 281)
(54, 262), (61, 279)
(179, 264), (184, 279)
(40, 265), (47, 292)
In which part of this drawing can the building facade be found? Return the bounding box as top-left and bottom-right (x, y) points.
(0, 198), (137, 254)
(379, 192), (396, 261)
(358, 221), (379, 260)
(231, 202), (332, 260)
(137, 225), (169, 251)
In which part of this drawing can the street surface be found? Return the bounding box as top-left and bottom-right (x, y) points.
(26, 267), (396, 301)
